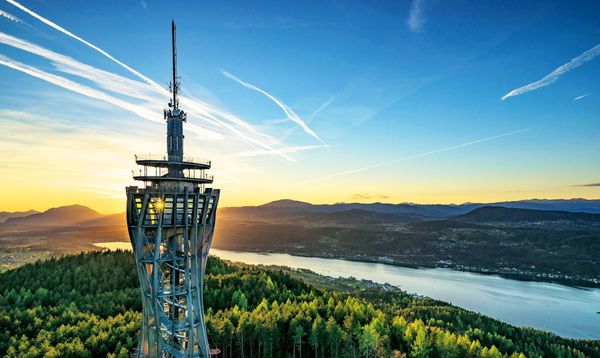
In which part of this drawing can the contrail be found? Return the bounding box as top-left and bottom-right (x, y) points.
(0, 55), (221, 138)
(573, 93), (590, 101)
(0, 55), (157, 122)
(0, 9), (22, 23)
(222, 70), (325, 144)
(0, 54), (229, 140)
(303, 128), (532, 184)
(502, 43), (600, 100)
(0, 32), (160, 102)
(309, 96), (335, 121)
(6, 0), (296, 160)
(231, 144), (327, 158)
(6, 0), (164, 92)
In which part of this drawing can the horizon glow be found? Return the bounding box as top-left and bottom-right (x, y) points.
(1, 0), (599, 214)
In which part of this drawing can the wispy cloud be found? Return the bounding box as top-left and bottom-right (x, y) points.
(6, 0), (304, 161)
(0, 9), (22, 23)
(303, 128), (531, 184)
(407, 0), (425, 33)
(0, 108), (265, 206)
(350, 193), (390, 200)
(6, 0), (163, 93)
(573, 93), (590, 101)
(309, 96), (335, 121)
(0, 33), (159, 102)
(574, 182), (600, 187)
(0, 33), (225, 140)
(0, 54), (160, 124)
(221, 70), (325, 144)
(0, 34), (297, 159)
(231, 145), (327, 159)
(502, 43), (600, 100)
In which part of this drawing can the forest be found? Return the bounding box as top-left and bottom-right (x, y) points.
(215, 206), (600, 286)
(0, 251), (598, 357)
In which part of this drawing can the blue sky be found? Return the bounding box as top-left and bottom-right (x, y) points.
(0, 0), (599, 212)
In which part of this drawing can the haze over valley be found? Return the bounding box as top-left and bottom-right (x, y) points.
(2, 198), (599, 286)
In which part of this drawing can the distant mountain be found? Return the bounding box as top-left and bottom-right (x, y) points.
(0, 210), (38, 223)
(79, 213), (126, 226)
(220, 201), (465, 219)
(260, 199), (314, 209)
(466, 199), (600, 214)
(457, 206), (600, 223)
(220, 198), (600, 219)
(321, 209), (422, 224)
(3, 205), (104, 226)
(279, 209), (423, 225)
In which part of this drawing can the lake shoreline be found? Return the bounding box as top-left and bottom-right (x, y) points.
(92, 241), (600, 289)
(212, 245), (600, 289)
(94, 242), (600, 339)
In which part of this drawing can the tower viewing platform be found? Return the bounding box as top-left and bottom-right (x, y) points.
(125, 20), (220, 358)
(132, 154), (213, 184)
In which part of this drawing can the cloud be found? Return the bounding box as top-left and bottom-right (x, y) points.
(0, 9), (22, 23)
(502, 43), (600, 100)
(407, 0), (425, 33)
(574, 182), (600, 187)
(309, 96), (335, 121)
(0, 33), (160, 102)
(0, 54), (169, 126)
(221, 70), (325, 144)
(0, 108), (266, 205)
(231, 145), (327, 159)
(6, 0), (163, 93)
(303, 128), (531, 184)
(6, 0), (302, 160)
(350, 193), (390, 200)
(573, 93), (590, 101)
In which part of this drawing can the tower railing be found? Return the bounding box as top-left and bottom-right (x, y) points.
(131, 168), (214, 181)
(135, 154), (211, 166)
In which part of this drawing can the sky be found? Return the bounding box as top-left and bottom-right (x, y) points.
(0, 0), (599, 214)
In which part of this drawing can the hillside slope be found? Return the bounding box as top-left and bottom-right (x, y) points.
(0, 251), (597, 357)
(457, 206), (600, 223)
(0, 210), (38, 223)
(214, 206), (600, 286)
(3, 204), (103, 226)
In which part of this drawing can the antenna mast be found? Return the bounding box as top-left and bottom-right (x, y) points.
(171, 20), (178, 110)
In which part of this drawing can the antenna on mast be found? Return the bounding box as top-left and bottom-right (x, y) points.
(171, 19), (179, 110)
(164, 20), (185, 121)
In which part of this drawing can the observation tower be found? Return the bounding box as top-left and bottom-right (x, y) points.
(126, 21), (219, 357)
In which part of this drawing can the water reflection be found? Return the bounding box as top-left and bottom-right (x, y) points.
(211, 249), (600, 340)
(95, 243), (600, 339)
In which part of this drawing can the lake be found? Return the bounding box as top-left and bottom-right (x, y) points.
(95, 242), (600, 339)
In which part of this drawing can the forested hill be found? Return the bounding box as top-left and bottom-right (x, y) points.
(220, 198), (600, 219)
(457, 206), (600, 223)
(0, 252), (598, 357)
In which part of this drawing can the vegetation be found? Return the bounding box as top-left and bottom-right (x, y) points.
(0, 251), (598, 357)
(216, 206), (600, 286)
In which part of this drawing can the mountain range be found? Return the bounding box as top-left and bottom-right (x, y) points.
(3, 198), (600, 227)
(2, 199), (599, 286)
(215, 199), (600, 287)
(0, 210), (38, 224)
(1, 205), (124, 227)
(220, 198), (600, 219)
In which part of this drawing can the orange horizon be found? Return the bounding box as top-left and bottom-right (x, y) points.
(4, 195), (600, 216)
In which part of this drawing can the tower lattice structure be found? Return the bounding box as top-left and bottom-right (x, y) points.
(126, 20), (219, 358)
